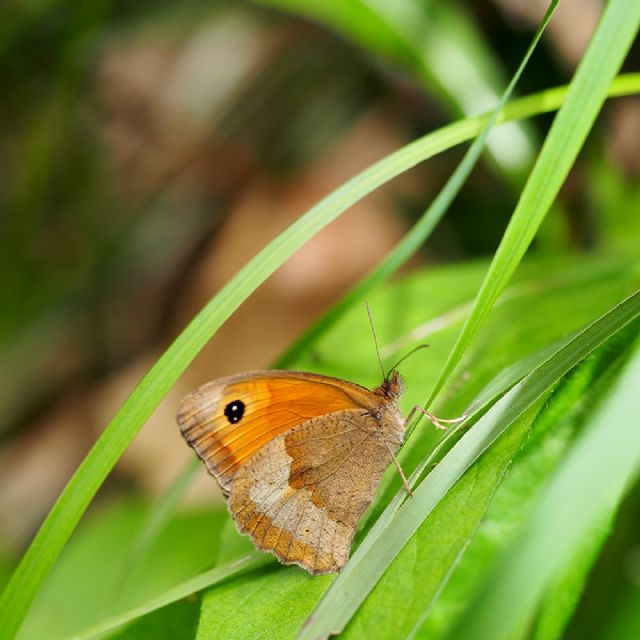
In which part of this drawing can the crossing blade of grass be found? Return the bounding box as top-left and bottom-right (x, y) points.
(351, 330), (582, 590)
(64, 553), (271, 640)
(273, 0), (559, 372)
(427, 0), (640, 407)
(299, 289), (640, 640)
(274, 70), (639, 369)
(111, 459), (202, 606)
(2, 77), (639, 640)
(449, 338), (640, 640)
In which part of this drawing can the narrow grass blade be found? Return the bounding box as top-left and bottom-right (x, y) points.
(65, 553), (270, 640)
(299, 289), (640, 639)
(275, 0), (558, 369)
(112, 459), (202, 605)
(274, 73), (639, 369)
(450, 339), (640, 640)
(428, 0), (640, 406)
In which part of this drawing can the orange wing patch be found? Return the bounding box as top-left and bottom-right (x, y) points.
(177, 372), (374, 490)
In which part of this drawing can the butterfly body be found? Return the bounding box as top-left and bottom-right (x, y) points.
(177, 370), (405, 574)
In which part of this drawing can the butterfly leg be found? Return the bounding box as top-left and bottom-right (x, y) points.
(404, 405), (468, 431)
(383, 441), (413, 497)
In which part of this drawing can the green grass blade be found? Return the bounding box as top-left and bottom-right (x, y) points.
(65, 553), (270, 640)
(299, 289), (640, 639)
(276, 0), (558, 369)
(112, 459), (202, 605)
(2, 75), (639, 639)
(428, 0), (640, 406)
(450, 338), (640, 640)
(274, 72), (640, 369)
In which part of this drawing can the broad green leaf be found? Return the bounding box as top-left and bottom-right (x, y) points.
(450, 337), (640, 639)
(48, 256), (638, 639)
(370, 253), (638, 512)
(18, 501), (224, 640)
(415, 328), (636, 639)
(194, 257), (635, 640)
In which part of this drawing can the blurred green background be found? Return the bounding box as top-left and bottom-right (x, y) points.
(1, 1), (639, 638)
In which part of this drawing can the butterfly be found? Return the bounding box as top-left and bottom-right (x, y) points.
(177, 367), (416, 575)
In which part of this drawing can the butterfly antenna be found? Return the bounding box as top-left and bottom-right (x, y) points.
(388, 344), (431, 373)
(366, 301), (387, 380)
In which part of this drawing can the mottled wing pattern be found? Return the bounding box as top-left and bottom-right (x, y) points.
(177, 371), (376, 490)
(228, 410), (402, 574)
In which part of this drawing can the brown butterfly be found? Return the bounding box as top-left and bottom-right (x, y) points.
(177, 363), (458, 575)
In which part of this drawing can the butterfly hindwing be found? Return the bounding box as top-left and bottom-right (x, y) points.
(228, 409), (397, 573)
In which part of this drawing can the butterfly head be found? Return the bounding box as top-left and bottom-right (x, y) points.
(377, 344), (430, 402)
(376, 368), (404, 401)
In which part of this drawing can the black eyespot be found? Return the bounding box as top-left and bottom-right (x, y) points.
(224, 400), (245, 424)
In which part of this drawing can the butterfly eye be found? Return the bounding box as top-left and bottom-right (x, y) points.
(224, 400), (245, 424)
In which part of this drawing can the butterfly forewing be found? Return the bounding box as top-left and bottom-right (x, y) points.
(177, 371), (377, 489)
